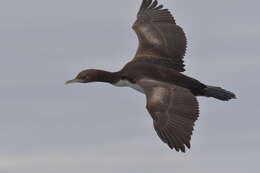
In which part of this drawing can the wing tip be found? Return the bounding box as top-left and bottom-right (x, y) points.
(138, 0), (164, 14)
(168, 143), (191, 153)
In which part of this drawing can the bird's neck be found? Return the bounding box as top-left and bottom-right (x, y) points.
(93, 70), (120, 84)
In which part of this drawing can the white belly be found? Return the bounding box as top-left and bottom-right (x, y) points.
(114, 80), (144, 94)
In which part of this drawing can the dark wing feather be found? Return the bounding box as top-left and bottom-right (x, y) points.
(132, 0), (187, 72)
(137, 79), (199, 152)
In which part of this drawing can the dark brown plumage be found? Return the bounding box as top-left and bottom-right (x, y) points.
(66, 0), (236, 152)
(132, 0), (187, 72)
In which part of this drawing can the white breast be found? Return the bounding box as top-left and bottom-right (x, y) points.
(114, 80), (144, 94)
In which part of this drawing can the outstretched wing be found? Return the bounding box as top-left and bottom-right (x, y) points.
(137, 79), (199, 152)
(132, 0), (187, 72)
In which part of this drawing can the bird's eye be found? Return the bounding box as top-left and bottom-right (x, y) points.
(84, 76), (89, 80)
(77, 75), (85, 80)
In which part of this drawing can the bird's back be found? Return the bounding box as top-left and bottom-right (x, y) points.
(120, 61), (206, 95)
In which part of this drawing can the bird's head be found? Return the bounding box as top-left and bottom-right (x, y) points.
(65, 69), (102, 85)
(65, 69), (117, 85)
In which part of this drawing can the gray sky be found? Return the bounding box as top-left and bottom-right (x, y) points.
(0, 0), (259, 172)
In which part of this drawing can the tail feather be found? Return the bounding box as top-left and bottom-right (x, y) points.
(204, 86), (236, 101)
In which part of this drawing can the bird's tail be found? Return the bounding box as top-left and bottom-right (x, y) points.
(203, 85), (236, 101)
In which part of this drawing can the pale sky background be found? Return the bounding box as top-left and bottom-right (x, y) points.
(0, 0), (259, 172)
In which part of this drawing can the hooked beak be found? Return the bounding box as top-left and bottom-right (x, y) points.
(65, 79), (84, 85)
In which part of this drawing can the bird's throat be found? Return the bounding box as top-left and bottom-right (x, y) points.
(114, 79), (144, 93)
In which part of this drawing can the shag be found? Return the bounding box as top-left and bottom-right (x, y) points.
(66, 0), (236, 152)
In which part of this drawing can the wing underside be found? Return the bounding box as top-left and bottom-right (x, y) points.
(132, 0), (187, 72)
(137, 79), (199, 152)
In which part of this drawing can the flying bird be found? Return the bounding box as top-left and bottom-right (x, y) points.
(66, 0), (236, 152)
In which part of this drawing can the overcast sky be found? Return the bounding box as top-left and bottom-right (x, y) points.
(0, 0), (259, 172)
